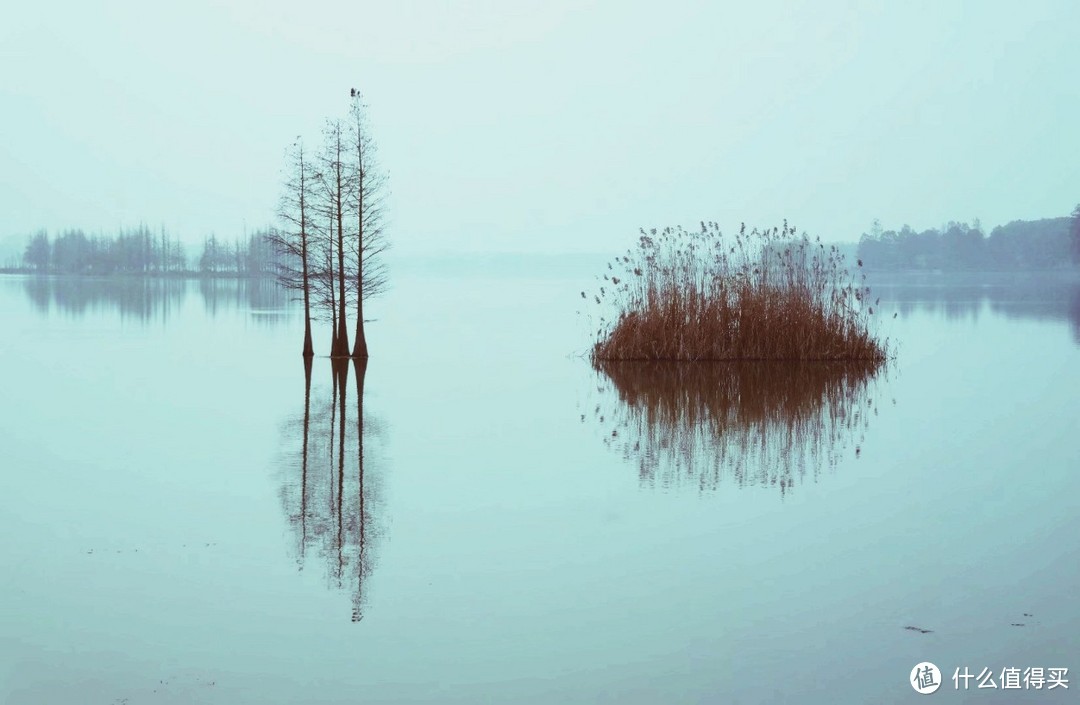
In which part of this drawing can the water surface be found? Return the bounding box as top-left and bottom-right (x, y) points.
(1, 269), (1077, 704)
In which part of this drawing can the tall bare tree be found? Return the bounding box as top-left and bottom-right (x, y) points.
(321, 120), (351, 358)
(269, 139), (316, 356)
(306, 128), (344, 355)
(320, 203), (339, 352)
(274, 89), (391, 357)
(347, 88), (390, 358)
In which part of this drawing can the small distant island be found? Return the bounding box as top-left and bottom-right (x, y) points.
(587, 221), (886, 362)
(1, 226), (280, 278)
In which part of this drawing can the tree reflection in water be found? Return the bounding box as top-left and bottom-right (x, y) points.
(18, 275), (290, 323)
(278, 357), (385, 622)
(868, 273), (1080, 344)
(587, 361), (886, 495)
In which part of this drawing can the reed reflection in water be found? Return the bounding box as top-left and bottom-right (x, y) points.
(588, 361), (885, 494)
(277, 357), (385, 622)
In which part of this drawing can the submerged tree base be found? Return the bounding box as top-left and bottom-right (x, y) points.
(587, 222), (888, 362)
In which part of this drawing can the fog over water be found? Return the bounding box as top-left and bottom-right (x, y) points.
(3, 1), (1080, 253)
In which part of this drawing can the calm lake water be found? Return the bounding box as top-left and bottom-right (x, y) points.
(1, 266), (1078, 704)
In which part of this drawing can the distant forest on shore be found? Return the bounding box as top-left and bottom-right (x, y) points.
(5, 207), (1080, 277)
(1, 226), (280, 276)
(857, 207), (1080, 271)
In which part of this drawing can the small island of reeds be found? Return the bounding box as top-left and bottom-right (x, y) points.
(587, 221), (887, 361)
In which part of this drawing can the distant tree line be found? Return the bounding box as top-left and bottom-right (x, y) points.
(858, 209), (1080, 271)
(16, 225), (281, 276)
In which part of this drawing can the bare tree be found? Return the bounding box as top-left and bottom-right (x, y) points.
(307, 130), (345, 355)
(268, 139), (316, 356)
(318, 120), (351, 358)
(347, 88), (390, 359)
(319, 201), (339, 351)
(275, 89), (391, 357)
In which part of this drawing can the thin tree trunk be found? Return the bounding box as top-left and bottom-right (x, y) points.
(352, 275), (368, 357)
(327, 214), (338, 352)
(302, 273), (313, 356)
(352, 122), (368, 359)
(333, 133), (350, 358)
(299, 149), (314, 357)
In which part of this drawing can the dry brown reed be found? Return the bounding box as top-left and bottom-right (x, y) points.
(587, 222), (887, 361)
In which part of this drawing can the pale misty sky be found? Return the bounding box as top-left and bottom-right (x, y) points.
(1, 0), (1078, 255)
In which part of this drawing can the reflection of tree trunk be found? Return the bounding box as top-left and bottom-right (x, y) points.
(333, 359), (350, 583)
(278, 356), (381, 622)
(352, 357), (368, 621)
(329, 363), (337, 516)
(300, 355), (313, 561)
